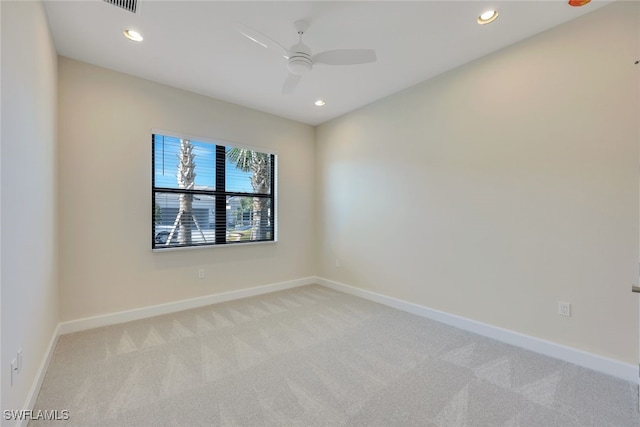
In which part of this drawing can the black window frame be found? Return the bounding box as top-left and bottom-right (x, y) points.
(152, 133), (277, 250)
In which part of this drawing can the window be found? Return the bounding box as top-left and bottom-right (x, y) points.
(152, 133), (276, 249)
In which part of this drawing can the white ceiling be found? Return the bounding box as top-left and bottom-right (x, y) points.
(44, 0), (612, 126)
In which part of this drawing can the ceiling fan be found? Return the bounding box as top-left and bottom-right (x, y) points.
(235, 20), (377, 95)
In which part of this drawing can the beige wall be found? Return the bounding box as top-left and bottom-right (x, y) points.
(1, 1), (59, 419)
(58, 58), (316, 321)
(316, 1), (639, 364)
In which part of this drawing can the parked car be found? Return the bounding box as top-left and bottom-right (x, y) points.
(154, 225), (217, 245)
(154, 225), (177, 244)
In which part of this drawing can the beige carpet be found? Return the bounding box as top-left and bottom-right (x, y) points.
(30, 285), (639, 426)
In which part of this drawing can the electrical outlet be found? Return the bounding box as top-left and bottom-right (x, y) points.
(558, 301), (571, 317)
(198, 269), (205, 279)
(335, 259), (341, 268)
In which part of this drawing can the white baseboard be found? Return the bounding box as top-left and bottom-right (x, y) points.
(316, 277), (639, 385)
(58, 277), (316, 335)
(18, 323), (61, 427)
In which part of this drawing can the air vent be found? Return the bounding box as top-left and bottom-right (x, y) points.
(103, 0), (137, 14)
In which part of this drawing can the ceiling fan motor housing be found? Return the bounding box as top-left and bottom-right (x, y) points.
(287, 42), (312, 75)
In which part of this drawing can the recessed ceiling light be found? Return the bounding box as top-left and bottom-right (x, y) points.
(314, 100), (326, 107)
(477, 10), (499, 25)
(123, 29), (143, 42)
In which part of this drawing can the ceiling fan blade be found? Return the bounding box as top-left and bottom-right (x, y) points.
(282, 73), (301, 95)
(313, 49), (377, 65)
(233, 23), (290, 59)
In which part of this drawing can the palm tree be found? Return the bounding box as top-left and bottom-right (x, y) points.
(225, 148), (271, 240)
(177, 139), (196, 244)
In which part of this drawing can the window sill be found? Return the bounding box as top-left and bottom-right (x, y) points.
(152, 239), (277, 253)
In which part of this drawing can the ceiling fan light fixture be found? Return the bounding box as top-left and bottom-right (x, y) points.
(477, 10), (499, 25)
(123, 29), (143, 42)
(235, 21), (377, 94)
(287, 58), (312, 76)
